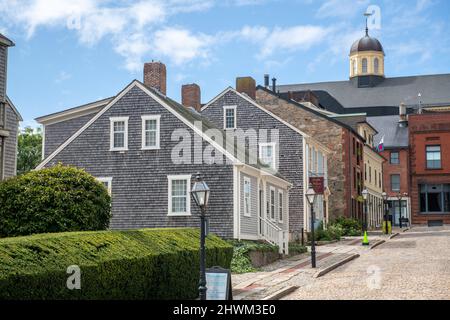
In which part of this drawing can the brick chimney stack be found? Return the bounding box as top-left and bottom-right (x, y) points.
(399, 102), (408, 127)
(181, 84), (201, 111)
(143, 61), (166, 95)
(236, 77), (256, 100)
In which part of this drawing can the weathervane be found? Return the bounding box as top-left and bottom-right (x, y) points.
(364, 11), (373, 36)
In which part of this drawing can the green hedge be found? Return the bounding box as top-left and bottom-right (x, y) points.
(0, 228), (233, 300)
(0, 164), (111, 237)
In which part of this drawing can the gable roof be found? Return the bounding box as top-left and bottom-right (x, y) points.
(202, 86), (331, 155)
(256, 85), (366, 142)
(6, 96), (22, 121)
(35, 80), (290, 185)
(277, 74), (450, 111)
(0, 33), (14, 47)
(35, 97), (114, 125)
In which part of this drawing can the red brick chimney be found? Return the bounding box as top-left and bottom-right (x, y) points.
(143, 61), (166, 95)
(181, 84), (201, 111)
(236, 77), (256, 100)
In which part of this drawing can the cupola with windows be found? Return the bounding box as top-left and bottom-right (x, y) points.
(349, 25), (385, 88)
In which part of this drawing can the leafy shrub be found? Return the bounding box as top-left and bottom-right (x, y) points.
(312, 221), (342, 242)
(0, 228), (233, 299)
(332, 217), (362, 236)
(0, 164), (111, 237)
(229, 240), (278, 274)
(288, 242), (307, 255)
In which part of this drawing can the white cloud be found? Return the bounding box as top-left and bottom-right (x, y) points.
(55, 71), (72, 83)
(316, 0), (369, 18)
(153, 28), (214, 65)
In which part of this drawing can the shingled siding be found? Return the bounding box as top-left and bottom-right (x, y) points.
(43, 86), (235, 238)
(256, 89), (348, 219)
(202, 90), (304, 236)
(0, 45), (6, 101)
(44, 113), (97, 158)
(2, 103), (19, 178)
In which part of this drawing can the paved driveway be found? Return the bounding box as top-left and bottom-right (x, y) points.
(284, 227), (450, 300)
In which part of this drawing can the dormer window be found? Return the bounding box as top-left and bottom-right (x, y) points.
(223, 106), (236, 130)
(362, 58), (368, 74)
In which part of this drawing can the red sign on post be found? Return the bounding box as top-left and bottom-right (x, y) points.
(309, 177), (324, 195)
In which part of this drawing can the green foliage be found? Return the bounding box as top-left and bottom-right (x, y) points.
(17, 127), (42, 175)
(288, 242), (307, 255)
(0, 228), (233, 300)
(0, 164), (111, 237)
(332, 217), (362, 236)
(313, 221), (342, 241)
(228, 240), (278, 274)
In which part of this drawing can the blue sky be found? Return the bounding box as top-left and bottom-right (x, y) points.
(1, 0), (450, 128)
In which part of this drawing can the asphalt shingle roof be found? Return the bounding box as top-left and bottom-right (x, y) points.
(277, 74), (450, 109)
(367, 115), (409, 149)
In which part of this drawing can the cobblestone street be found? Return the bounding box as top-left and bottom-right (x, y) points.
(284, 227), (450, 300)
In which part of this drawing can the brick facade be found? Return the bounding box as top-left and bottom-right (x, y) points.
(409, 112), (450, 225)
(255, 87), (364, 220)
(380, 148), (410, 197)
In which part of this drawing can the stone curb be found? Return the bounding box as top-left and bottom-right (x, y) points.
(369, 239), (385, 249)
(313, 253), (359, 278)
(262, 286), (299, 300)
(389, 232), (400, 239)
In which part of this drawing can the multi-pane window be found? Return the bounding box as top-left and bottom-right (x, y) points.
(278, 191), (283, 222)
(270, 188), (275, 220)
(374, 58), (379, 74)
(96, 177), (112, 195)
(362, 58), (368, 74)
(168, 175), (191, 215)
(391, 174), (400, 192)
(244, 177), (251, 217)
(259, 143), (276, 170)
(420, 184), (450, 213)
(110, 117), (128, 151)
(223, 106), (236, 129)
(390, 151), (400, 164)
(352, 60), (357, 76)
(141, 115), (160, 149)
(426, 145), (441, 169)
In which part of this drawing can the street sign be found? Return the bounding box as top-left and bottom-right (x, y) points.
(309, 177), (324, 195)
(205, 267), (233, 300)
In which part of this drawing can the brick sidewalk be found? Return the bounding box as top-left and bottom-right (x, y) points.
(232, 235), (386, 300)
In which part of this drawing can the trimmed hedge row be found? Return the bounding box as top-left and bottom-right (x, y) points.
(0, 228), (233, 300)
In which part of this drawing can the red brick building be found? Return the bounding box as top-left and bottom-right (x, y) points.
(409, 111), (450, 226)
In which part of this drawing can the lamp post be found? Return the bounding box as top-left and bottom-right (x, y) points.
(306, 183), (317, 268)
(382, 191), (389, 234)
(396, 192), (403, 228)
(362, 188), (369, 232)
(191, 172), (210, 301)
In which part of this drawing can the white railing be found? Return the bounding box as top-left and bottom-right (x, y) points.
(260, 217), (289, 255)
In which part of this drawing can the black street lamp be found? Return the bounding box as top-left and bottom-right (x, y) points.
(382, 191), (389, 234)
(306, 183), (317, 268)
(191, 172), (211, 301)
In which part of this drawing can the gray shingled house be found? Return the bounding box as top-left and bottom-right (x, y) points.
(200, 78), (331, 241)
(0, 34), (22, 181)
(36, 63), (295, 252)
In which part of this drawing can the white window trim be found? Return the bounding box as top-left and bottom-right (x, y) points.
(269, 186), (276, 221)
(278, 190), (284, 223)
(96, 177), (113, 195)
(243, 176), (251, 217)
(259, 142), (277, 170)
(141, 115), (161, 150)
(167, 174), (191, 216)
(110, 116), (129, 151)
(223, 105), (237, 130)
